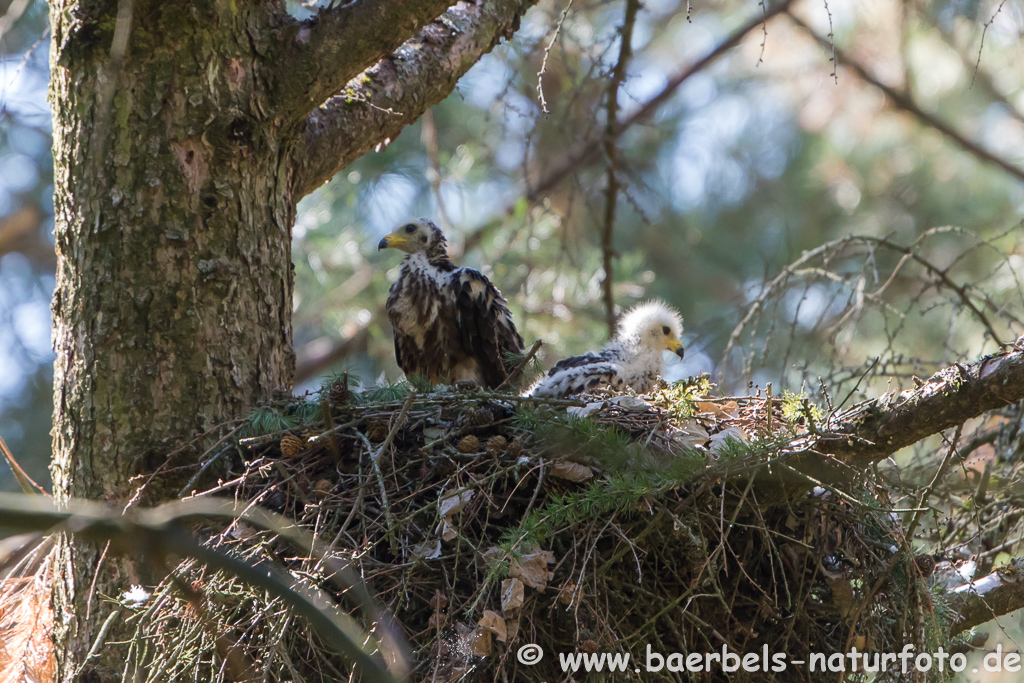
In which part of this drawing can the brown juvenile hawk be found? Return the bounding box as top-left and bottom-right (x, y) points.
(378, 218), (524, 389)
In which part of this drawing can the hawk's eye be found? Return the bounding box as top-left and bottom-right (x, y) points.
(662, 325), (670, 335)
(404, 224), (417, 234)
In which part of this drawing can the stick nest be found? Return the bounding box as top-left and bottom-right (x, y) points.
(123, 376), (957, 682)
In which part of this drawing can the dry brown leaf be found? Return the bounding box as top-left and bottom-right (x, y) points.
(826, 576), (856, 618)
(549, 460), (594, 482)
(669, 420), (709, 450)
(411, 540), (442, 561)
(439, 489), (474, 517)
(478, 610), (508, 642)
(697, 400), (738, 418)
(709, 426), (749, 455)
(436, 489), (475, 540)
(471, 627), (492, 657)
(509, 551), (555, 591)
(313, 479), (333, 499)
(557, 582), (576, 606)
(435, 518), (457, 541)
(504, 616), (521, 641)
(501, 578), (524, 614)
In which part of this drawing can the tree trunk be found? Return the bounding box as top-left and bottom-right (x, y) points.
(46, 0), (534, 678)
(49, 2), (294, 678)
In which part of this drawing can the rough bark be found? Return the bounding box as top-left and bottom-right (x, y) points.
(49, 2), (297, 678)
(270, 0), (455, 120)
(47, 0), (532, 679)
(293, 0), (538, 197)
(948, 557), (1024, 637)
(789, 348), (1024, 481)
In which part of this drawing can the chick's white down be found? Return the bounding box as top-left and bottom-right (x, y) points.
(528, 301), (685, 398)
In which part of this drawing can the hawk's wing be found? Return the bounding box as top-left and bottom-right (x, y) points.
(546, 349), (617, 376)
(529, 360), (628, 398)
(449, 268), (525, 388)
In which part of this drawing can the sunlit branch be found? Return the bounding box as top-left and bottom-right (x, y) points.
(948, 558), (1024, 636)
(789, 347), (1024, 478)
(292, 0), (537, 198)
(270, 0), (453, 122)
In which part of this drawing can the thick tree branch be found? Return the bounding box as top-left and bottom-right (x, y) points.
(948, 558), (1024, 636)
(292, 0), (535, 198)
(787, 12), (1024, 185)
(271, 0), (454, 121)
(792, 348), (1024, 477)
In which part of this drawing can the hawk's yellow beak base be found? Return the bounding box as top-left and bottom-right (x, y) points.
(377, 233), (408, 251)
(667, 338), (685, 359)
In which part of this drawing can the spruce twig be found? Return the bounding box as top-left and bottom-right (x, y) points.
(363, 391), (416, 553)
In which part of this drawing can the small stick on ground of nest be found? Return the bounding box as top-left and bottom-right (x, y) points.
(319, 398), (342, 463)
(359, 391), (416, 553)
(495, 339), (544, 391)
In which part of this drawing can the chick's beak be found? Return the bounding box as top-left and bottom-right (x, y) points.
(378, 233), (407, 251)
(667, 338), (685, 359)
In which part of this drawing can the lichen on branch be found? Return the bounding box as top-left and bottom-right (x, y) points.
(291, 0), (538, 198)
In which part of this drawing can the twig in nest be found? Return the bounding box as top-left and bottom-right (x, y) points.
(837, 426), (962, 683)
(361, 391), (417, 553)
(320, 398), (342, 463)
(495, 339), (544, 391)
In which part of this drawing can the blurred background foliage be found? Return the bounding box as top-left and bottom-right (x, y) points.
(1, 0), (1023, 494)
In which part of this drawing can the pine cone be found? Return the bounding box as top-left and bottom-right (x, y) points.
(485, 435), (507, 453)
(280, 434), (303, 458)
(366, 420), (388, 443)
(456, 435), (480, 454)
(328, 377), (350, 405)
(914, 554), (937, 577)
(463, 407), (494, 427)
(429, 590), (448, 610)
(313, 479), (333, 499)
(506, 436), (524, 457)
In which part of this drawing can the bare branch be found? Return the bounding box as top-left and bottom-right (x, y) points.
(972, 0), (1008, 86)
(525, 0), (799, 204)
(792, 348), (1024, 476)
(948, 557), (1024, 636)
(787, 12), (1024, 185)
(601, 0), (640, 338)
(461, 0), (798, 254)
(270, 0), (453, 121)
(292, 0), (535, 198)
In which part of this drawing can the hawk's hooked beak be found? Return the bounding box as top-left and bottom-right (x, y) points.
(666, 338), (685, 359)
(377, 233), (408, 251)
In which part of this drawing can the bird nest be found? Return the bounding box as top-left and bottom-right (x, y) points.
(120, 375), (959, 682)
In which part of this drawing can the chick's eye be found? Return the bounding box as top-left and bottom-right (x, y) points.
(404, 224), (417, 234)
(662, 325), (671, 335)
